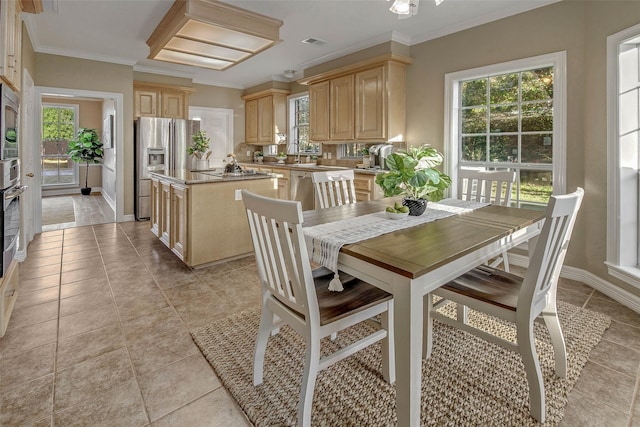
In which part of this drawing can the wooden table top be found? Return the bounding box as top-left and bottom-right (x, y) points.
(303, 198), (545, 279)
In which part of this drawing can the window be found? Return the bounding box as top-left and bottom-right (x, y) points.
(288, 94), (319, 154)
(445, 52), (566, 209)
(606, 23), (640, 287)
(41, 104), (78, 186)
(340, 143), (367, 159)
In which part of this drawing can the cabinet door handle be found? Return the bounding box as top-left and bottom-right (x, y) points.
(5, 290), (15, 298)
(26, 173), (34, 178)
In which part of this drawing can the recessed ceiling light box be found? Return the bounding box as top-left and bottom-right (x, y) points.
(147, 0), (283, 71)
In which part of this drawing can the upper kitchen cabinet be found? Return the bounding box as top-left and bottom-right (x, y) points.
(0, 0), (22, 91)
(133, 82), (194, 119)
(301, 54), (413, 143)
(242, 88), (289, 145)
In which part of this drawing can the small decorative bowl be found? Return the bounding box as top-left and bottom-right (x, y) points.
(385, 210), (409, 220)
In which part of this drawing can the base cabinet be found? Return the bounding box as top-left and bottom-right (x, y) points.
(354, 173), (383, 202)
(0, 259), (19, 337)
(150, 175), (277, 267)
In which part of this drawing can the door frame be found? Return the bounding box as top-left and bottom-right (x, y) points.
(31, 87), (125, 231)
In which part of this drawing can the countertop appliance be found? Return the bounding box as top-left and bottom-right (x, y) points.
(369, 144), (394, 170)
(0, 159), (25, 277)
(134, 117), (199, 220)
(1, 84), (19, 160)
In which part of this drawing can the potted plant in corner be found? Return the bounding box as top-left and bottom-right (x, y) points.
(188, 130), (211, 170)
(375, 144), (452, 216)
(67, 128), (103, 196)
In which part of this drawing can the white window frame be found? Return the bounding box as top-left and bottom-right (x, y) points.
(444, 52), (567, 202)
(606, 23), (640, 288)
(41, 102), (79, 187)
(287, 93), (318, 155)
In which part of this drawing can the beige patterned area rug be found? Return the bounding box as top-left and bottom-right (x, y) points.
(42, 196), (75, 225)
(191, 301), (610, 426)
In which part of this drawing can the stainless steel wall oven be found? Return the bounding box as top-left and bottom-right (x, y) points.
(0, 159), (24, 277)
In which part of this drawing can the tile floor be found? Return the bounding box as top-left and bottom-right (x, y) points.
(42, 194), (115, 232)
(1, 221), (640, 426)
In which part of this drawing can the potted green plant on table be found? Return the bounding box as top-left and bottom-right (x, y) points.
(188, 130), (211, 170)
(375, 144), (452, 216)
(67, 128), (103, 196)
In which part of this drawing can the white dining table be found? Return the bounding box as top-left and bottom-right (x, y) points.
(303, 198), (544, 426)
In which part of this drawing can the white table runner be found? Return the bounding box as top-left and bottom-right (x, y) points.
(304, 199), (489, 291)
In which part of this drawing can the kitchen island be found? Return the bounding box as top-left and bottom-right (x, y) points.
(149, 169), (277, 267)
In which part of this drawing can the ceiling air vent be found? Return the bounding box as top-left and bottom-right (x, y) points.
(301, 37), (327, 46)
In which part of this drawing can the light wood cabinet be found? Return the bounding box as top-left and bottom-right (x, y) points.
(309, 81), (330, 141)
(170, 184), (188, 259)
(354, 173), (383, 202)
(150, 177), (162, 237)
(160, 181), (172, 246)
(0, 259), (19, 337)
(302, 55), (412, 143)
(355, 66), (385, 140)
(242, 89), (289, 145)
(330, 75), (355, 141)
(0, 0), (22, 91)
(270, 167), (291, 200)
(133, 82), (194, 119)
(245, 99), (258, 143)
(150, 172), (277, 267)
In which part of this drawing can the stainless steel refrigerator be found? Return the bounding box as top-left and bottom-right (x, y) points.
(134, 117), (199, 220)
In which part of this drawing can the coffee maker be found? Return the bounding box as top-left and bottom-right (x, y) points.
(369, 144), (394, 169)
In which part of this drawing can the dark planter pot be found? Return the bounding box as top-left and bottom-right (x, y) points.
(80, 187), (92, 196)
(402, 197), (427, 216)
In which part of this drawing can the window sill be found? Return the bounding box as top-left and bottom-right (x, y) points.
(606, 262), (640, 288)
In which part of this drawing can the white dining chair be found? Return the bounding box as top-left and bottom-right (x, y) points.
(459, 169), (516, 271)
(423, 187), (584, 423)
(242, 190), (395, 427)
(311, 170), (357, 209)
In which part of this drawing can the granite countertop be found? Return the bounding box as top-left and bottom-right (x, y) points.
(149, 169), (274, 185)
(241, 162), (386, 175)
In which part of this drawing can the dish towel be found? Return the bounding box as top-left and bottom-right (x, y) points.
(303, 199), (488, 291)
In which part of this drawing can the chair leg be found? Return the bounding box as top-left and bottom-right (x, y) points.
(502, 250), (510, 272)
(423, 294), (434, 358)
(330, 332), (337, 341)
(518, 321), (545, 423)
(380, 301), (395, 384)
(298, 336), (320, 427)
(253, 308), (274, 386)
(456, 304), (468, 324)
(542, 304), (567, 377)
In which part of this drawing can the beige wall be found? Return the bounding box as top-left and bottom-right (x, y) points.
(404, 1), (640, 296)
(34, 53), (134, 214)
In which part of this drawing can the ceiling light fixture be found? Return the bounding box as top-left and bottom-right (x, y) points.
(388, 0), (443, 18)
(147, 0), (283, 71)
(283, 70), (296, 79)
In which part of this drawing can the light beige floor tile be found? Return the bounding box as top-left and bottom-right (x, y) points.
(137, 353), (221, 421)
(60, 256), (104, 273)
(561, 390), (629, 426)
(60, 265), (107, 285)
(588, 337), (640, 378)
(18, 273), (60, 293)
(60, 276), (110, 298)
(602, 320), (640, 352)
(0, 343), (56, 387)
(151, 388), (251, 427)
(572, 361), (636, 413)
(56, 323), (126, 371)
(14, 286), (60, 310)
(120, 306), (186, 346)
(0, 319), (58, 357)
(54, 347), (133, 412)
(6, 300), (58, 331)
(114, 291), (169, 322)
(61, 248), (102, 263)
(53, 378), (148, 427)
(587, 293), (640, 328)
(19, 263), (62, 280)
(127, 328), (199, 375)
(58, 302), (120, 340)
(0, 374), (54, 426)
(59, 289), (114, 317)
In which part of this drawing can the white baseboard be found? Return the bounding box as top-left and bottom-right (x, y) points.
(102, 191), (116, 212)
(43, 186), (103, 197)
(121, 214), (135, 222)
(509, 253), (640, 314)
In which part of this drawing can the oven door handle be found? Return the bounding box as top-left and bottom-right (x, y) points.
(4, 185), (27, 200)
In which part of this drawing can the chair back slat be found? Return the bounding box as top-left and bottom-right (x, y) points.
(519, 188), (584, 315)
(242, 190), (318, 319)
(459, 169), (516, 206)
(312, 170), (357, 209)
